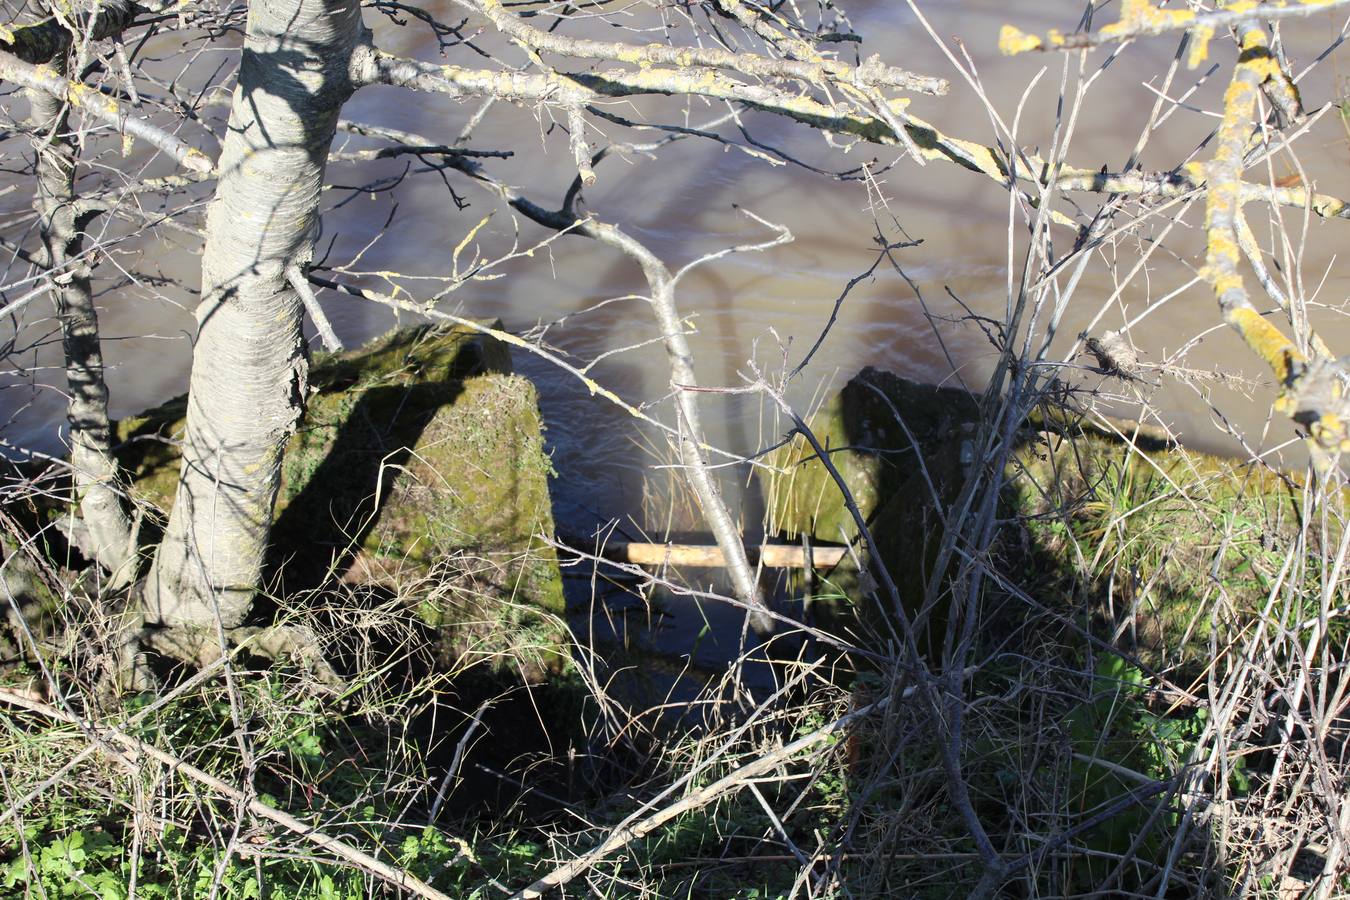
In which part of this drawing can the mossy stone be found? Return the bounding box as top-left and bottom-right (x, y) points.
(765, 366), (1347, 665)
(1006, 426), (1344, 667)
(765, 368), (979, 647)
(114, 323), (566, 638)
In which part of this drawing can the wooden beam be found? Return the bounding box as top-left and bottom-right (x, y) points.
(596, 541), (848, 569)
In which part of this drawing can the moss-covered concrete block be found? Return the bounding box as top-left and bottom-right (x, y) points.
(770, 364), (1343, 667)
(767, 368), (978, 542)
(341, 368), (566, 616)
(765, 368), (979, 637)
(1006, 426), (1341, 666)
(115, 324), (566, 628)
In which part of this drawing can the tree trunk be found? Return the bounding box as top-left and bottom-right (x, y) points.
(28, 79), (135, 581)
(144, 0), (363, 627)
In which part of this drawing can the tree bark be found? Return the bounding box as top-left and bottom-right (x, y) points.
(28, 78), (135, 581)
(144, 0), (364, 627)
(648, 268), (775, 634)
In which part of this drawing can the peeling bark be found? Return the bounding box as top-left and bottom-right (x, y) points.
(144, 0), (364, 627)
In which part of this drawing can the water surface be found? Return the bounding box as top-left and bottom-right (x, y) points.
(4, 0), (1349, 532)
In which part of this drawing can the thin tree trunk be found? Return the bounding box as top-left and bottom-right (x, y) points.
(28, 79), (135, 581)
(607, 230), (774, 634)
(144, 0), (363, 627)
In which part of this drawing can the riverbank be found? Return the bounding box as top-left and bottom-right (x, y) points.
(1, 337), (1344, 898)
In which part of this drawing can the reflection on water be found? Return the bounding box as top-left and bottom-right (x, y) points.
(4, 0), (1349, 535)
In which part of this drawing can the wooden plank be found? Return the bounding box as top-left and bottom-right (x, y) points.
(599, 542), (848, 569)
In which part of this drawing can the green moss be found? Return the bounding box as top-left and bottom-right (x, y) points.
(0, 531), (61, 669)
(764, 368), (980, 648)
(113, 393), (188, 515)
(1006, 425), (1339, 666)
(765, 366), (1344, 667)
(411, 581), (570, 682)
(114, 323), (566, 637)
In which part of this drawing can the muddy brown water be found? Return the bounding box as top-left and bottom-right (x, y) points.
(3, 2), (1349, 678)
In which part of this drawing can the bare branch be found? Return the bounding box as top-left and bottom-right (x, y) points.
(0, 49), (214, 174)
(1000, 0), (1350, 56)
(452, 0), (947, 95)
(565, 105), (595, 187)
(286, 265), (343, 352)
(509, 683), (906, 898)
(0, 689), (456, 900)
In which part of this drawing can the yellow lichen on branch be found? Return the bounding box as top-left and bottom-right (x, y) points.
(0, 49), (213, 173)
(1201, 25), (1348, 467)
(1188, 25), (1216, 68)
(997, 25), (1044, 56)
(1226, 307), (1301, 389)
(1004, 4), (1350, 465)
(1002, 0), (1350, 63)
(1099, 0), (1195, 38)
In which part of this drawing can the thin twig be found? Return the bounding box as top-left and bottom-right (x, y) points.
(0, 689), (455, 900)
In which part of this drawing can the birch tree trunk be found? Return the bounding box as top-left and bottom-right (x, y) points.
(29, 78), (135, 581)
(143, 0), (364, 627)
